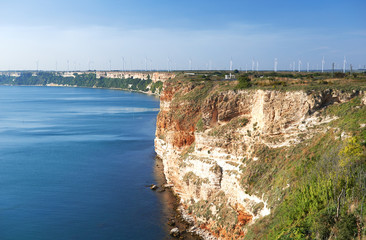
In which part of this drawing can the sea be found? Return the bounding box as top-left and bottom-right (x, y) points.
(0, 86), (169, 240)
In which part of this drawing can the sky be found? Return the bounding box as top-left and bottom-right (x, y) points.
(0, 0), (365, 71)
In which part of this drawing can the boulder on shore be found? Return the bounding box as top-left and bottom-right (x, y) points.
(162, 183), (174, 188)
(167, 219), (175, 226)
(170, 227), (180, 237)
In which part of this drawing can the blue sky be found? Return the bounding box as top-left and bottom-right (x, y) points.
(0, 0), (365, 70)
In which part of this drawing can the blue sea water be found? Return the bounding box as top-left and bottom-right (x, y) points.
(0, 86), (166, 240)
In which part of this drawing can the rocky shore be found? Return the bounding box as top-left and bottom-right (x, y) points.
(153, 156), (202, 240)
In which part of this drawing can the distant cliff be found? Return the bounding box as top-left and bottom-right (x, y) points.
(95, 71), (175, 82)
(0, 70), (176, 83)
(155, 79), (366, 239)
(0, 71), (168, 95)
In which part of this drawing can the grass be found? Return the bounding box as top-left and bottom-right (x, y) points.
(325, 96), (366, 133)
(167, 71), (366, 92)
(208, 117), (249, 136)
(187, 191), (240, 234)
(243, 100), (366, 239)
(183, 171), (209, 186)
(162, 73), (366, 239)
(174, 81), (214, 103)
(196, 118), (205, 132)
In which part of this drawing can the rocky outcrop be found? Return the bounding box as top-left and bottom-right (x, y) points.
(96, 71), (175, 82)
(155, 80), (362, 239)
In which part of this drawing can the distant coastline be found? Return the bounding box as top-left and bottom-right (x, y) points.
(0, 71), (171, 96)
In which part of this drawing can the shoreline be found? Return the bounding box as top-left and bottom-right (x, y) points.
(0, 84), (161, 97)
(153, 156), (202, 240)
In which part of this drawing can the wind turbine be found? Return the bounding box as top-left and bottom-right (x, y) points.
(256, 61), (259, 72)
(274, 58), (278, 72)
(307, 62), (309, 72)
(321, 57), (325, 73)
(252, 59), (255, 71)
(298, 60), (302, 72)
(343, 56), (347, 73)
(229, 58), (233, 78)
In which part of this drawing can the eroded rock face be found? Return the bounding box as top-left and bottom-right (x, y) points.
(155, 82), (362, 240)
(96, 71), (175, 83)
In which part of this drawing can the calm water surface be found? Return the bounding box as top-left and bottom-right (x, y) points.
(0, 86), (166, 240)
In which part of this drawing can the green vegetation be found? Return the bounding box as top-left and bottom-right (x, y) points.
(0, 72), (163, 94)
(246, 71), (366, 91)
(236, 75), (252, 89)
(196, 118), (205, 132)
(164, 72), (365, 239)
(325, 97), (366, 133)
(209, 117), (249, 136)
(172, 70), (366, 92)
(3, 70), (365, 238)
(183, 171), (209, 186)
(169, 81), (215, 131)
(187, 191), (241, 237)
(174, 81), (214, 103)
(243, 98), (366, 240)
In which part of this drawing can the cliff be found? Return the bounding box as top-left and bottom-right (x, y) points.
(155, 79), (366, 239)
(0, 72), (165, 95)
(95, 71), (175, 82)
(0, 71), (176, 83)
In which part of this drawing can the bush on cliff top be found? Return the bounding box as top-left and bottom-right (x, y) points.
(235, 75), (252, 89)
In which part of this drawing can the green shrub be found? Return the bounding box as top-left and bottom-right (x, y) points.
(334, 213), (358, 239)
(196, 118), (205, 132)
(311, 207), (336, 239)
(236, 75), (252, 89)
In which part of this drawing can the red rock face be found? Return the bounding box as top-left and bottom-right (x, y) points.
(157, 112), (197, 148)
(237, 210), (253, 226)
(156, 82), (257, 239)
(156, 81), (365, 240)
(198, 209), (252, 240)
(157, 81), (202, 149)
(159, 82), (179, 102)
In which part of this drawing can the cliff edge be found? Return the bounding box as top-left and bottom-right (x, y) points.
(155, 79), (366, 239)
